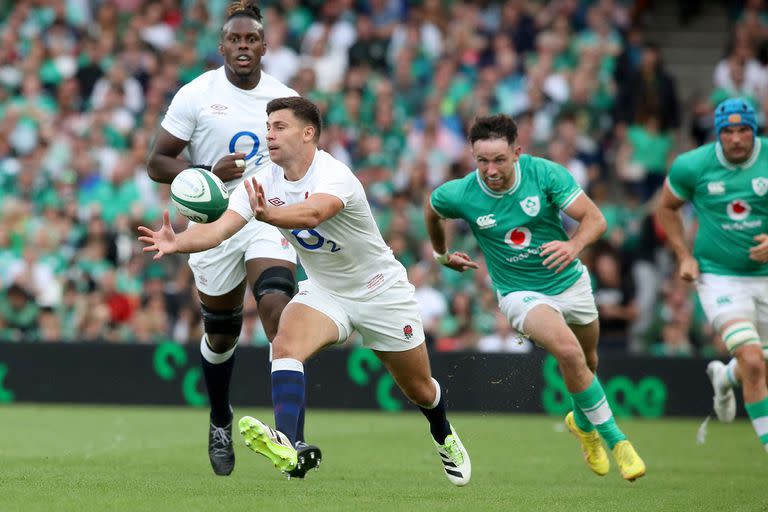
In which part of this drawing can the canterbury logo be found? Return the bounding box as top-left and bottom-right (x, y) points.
(476, 214), (496, 229)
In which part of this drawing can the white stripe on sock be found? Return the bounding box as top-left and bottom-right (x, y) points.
(271, 358), (304, 373)
(423, 378), (441, 409)
(583, 399), (613, 425)
(752, 416), (768, 437)
(200, 335), (236, 364)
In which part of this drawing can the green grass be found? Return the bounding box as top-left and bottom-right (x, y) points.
(1, 405), (766, 512)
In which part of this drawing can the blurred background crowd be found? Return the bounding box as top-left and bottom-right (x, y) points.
(1, 0), (767, 356)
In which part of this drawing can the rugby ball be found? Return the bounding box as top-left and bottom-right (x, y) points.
(170, 168), (230, 223)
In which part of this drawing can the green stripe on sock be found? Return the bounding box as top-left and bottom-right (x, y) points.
(571, 376), (626, 449)
(745, 397), (768, 447)
(571, 397), (594, 432)
(745, 397), (768, 418)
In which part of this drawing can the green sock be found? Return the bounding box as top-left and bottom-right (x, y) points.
(571, 376), (626, 449)
(745, 396), (768, 447)
(571, 397), (594, 432)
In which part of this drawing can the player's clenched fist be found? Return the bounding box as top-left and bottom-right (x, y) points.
(749, 234), (768, 263)
(677, 254), (700, 282)
(212, 152), (247, 182)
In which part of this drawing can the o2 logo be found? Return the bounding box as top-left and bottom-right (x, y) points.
(229, 131), (264, 166)
(291, 229), (341, 252)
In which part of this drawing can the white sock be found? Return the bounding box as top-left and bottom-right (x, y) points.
(200, 335), (236, 364)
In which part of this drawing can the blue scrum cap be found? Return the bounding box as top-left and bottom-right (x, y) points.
(714, 98), (757, 136)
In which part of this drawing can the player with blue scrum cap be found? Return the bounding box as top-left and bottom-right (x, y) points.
(658, 97), (768, 452)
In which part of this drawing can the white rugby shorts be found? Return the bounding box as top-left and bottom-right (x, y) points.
(498, 268), (598, 333)
(290, 278), (425, 352)
(188, 218), (296, 296)
(697, 273), (768, 342)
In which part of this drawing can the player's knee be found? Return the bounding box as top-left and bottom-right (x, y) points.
(252, 266), (295, 305)
(201, 303), (243, 352)
(402, 378), (435, 406)
(271, 332), (299, 360)
(553, 341), (586, 369)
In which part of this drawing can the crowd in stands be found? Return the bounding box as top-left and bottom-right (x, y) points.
(1, 0), (767, 356)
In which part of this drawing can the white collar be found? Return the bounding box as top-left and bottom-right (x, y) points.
(716, 138), (762, 170)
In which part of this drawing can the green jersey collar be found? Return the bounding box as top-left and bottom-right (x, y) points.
(715, 138), (762, 170)
(475, 161), (522, 198)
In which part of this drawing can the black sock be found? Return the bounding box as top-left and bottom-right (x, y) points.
(296, 404), (306, 443)
(201, 350), (235, 426)
(418, 380), (451, 445)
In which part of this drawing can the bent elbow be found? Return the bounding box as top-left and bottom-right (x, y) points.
(146, 158), (162, 182)
(596, 213), (608, 237)
(304, 214), (321, 229)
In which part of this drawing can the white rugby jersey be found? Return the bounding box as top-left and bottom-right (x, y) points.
(229, 150), (407, 299)
(161, 67), (298, 192)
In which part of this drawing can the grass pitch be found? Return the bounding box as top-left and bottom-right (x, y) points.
(1, 405), (765, 512)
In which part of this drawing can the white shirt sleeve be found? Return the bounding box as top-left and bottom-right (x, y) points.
(227, 182), (254, 221)
(313, 165), (357, 207)
(160, 84), (196, 141)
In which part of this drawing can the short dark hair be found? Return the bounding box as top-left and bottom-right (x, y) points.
(468, 114), (518, 146)
(267, 97), (322, 142)
(222, 1), (263, 36)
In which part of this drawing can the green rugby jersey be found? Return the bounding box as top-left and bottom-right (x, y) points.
(667, 138), (768, 276)
(431, 154), (585, 296)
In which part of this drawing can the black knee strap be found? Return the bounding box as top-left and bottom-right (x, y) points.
(200, 303), (243, 336)
(253, 266), (295, 303)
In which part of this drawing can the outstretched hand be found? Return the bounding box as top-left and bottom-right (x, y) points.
(137, 210), (177, 260)
(442, 251), (480, 272)
(243, 176), (268, 221)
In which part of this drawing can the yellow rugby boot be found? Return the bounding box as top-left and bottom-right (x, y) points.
(612, 440), (646, 482)
(565, 411), (609, 476)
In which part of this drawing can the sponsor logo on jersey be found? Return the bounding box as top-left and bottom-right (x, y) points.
(752, 177), (768, 197)
(476, 214), (496, 229)
(520, 196), (540, 217)
(505, 227), (532, 250)
(726, 199), (751, 221)
(707, 181), (725, 195)
(268, 197), (285, 206)
(522, 296), (538, 304)
(403, 325), (413, 340)
(281, 237), (289, 249)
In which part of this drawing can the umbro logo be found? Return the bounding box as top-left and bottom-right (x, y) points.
(476, 214), (496, 229)
(268, 197), (285, 206)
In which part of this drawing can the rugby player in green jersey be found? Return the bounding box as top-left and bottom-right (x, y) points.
(425, 114), (646, 481)
(658, 98), (768, 452)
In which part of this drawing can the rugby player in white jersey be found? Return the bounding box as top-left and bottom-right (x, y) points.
(139, 97), (472, 485)
(145, 1), (315, 476)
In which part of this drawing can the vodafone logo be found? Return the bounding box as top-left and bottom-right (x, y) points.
(505, 227), (532, 250)
(727, 199), (751, 221)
